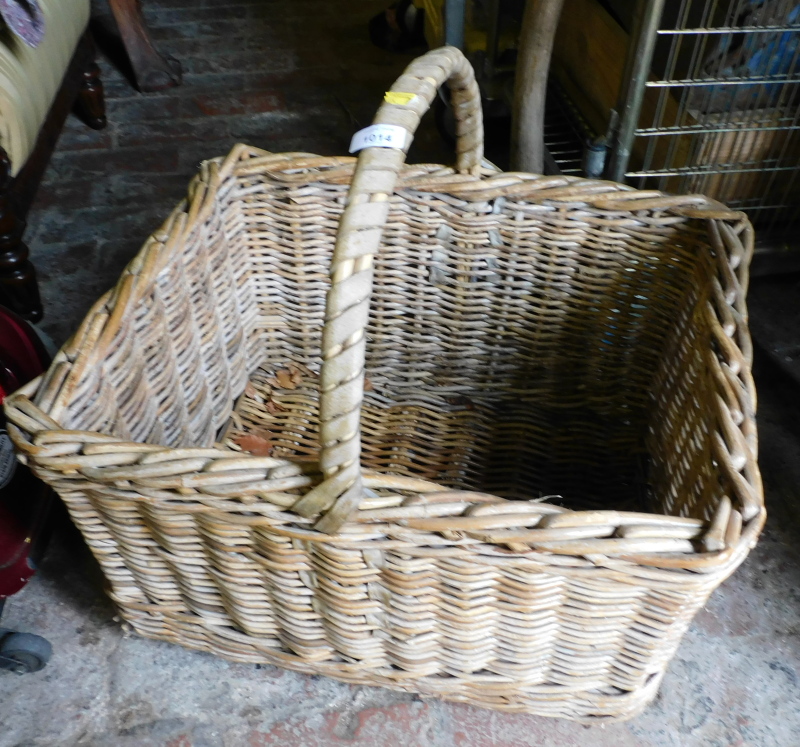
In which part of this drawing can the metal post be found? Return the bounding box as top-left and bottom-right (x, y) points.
(511, 0), (567, 173)
(485, 0), (501, 76)
(607, 0), (667, 182)
(445, 0), (466, 49)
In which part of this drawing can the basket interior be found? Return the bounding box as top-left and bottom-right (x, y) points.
(57, 162), (725, 521)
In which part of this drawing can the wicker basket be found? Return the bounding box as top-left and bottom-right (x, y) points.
(5, 47), (764, 722)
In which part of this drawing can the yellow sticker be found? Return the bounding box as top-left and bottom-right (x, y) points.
(384, 91), (416, 105)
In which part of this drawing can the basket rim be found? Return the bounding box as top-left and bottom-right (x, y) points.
(2, 388), (767, 576)
(223, 145), (751, 217)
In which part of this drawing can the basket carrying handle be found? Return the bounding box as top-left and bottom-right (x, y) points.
(292, 46), (484, 533)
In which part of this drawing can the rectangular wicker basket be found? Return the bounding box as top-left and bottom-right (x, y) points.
(5, 47), (764, 722)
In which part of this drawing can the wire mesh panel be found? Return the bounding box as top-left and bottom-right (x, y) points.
(544, 83), (596, 174)
(624, 0), (800, 237)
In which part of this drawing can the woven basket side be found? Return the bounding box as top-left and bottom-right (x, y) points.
(647, 215), (760, 528)
(66, 490), (726, 722)
(34, 161), (261, 447)
(647, 279), (718, 521)
(234, 172), (334, 372)
(234, 168), (733, 511)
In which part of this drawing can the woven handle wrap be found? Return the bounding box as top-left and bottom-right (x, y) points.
(292, 47), (484, 533)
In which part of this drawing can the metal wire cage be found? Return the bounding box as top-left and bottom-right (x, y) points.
(608, 0), (800, 241)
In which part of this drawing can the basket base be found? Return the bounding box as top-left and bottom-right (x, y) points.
(220, 363), (653, 514)
(119, 602), (664, 723)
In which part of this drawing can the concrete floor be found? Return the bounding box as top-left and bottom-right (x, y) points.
(2, 0), (800, 744)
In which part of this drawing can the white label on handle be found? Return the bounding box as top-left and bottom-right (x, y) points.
(349, 124), (408, 153)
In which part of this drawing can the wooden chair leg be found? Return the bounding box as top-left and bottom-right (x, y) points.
(107, 0), (181, 92)
(0, 153), (41, 322)
(75, 61), (107, 130)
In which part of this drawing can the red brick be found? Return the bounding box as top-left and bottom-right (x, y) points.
(156, 33), (267, 61)
(165, 735), (192, 747)
(139, 0), (199, 8)
(249, 701), (436, 747)
(48, 146), (180, 179)
(105, 146), (182, 173)
(108, 95), (183, 122)
(115, 118), (226, 148)
(149, 18), (247, 42)
(181, 49), (295, 77)
(100, 173), (192, 207)
(191, 90), (286, 117)
(56, 125), (114, 152)
(447, 704), (645, 747)
(149, 5), (255, 25)
(183, 69), (306, 95)
(32, 179), (94, 210)
(34, 242), (98, 280)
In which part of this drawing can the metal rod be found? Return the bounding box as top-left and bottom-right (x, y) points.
(658, 25), (800, 34)
(627, 165), (799, 177)
(444, 0), (466, 49)
(647, 76), (800, 86)
(637, 124), (800, 135)
(644, 0), (693, 189)
(511, 0), (567, 172)
(607, 0), (668, 182)
(485, 0), (501, 75)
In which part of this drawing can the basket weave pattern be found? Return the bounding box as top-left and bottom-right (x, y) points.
(5, 48), (764, 722)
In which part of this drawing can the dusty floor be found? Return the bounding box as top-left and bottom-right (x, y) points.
(2, 0), (800, 745)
